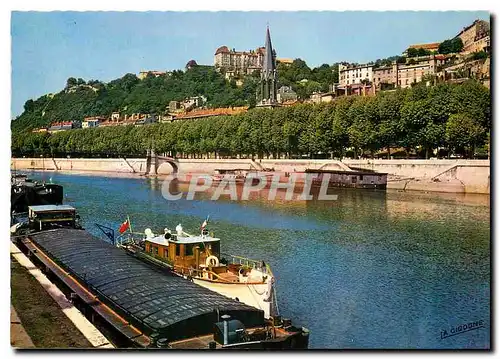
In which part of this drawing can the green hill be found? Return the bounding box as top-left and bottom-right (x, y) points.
(12, 60), (340, 135)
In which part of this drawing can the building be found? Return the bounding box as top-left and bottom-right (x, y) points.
(308, 92), (335, 104)
(338, 64), (374, 87)
(169, 107), (248, 121)
(277, 58), (293, 66)
(277, 86), (297, 103)
(456, 19), (490, 54)
(82, 116), (105, 129)
(372, 64), (397, 91)
(111, 112), (120, 121)
(185, 59), (198, 70)
(372, 54), (451, 91)
(169, 101), (182, 113)
(182, 96), (207, 111)
(257, 27), (279, 107)
(134, 114), (158, 126)
(403, 42), (440, 55)
(214, 46), (265, 77)
(138, 71), (168, 80)
(31, 127), (48, 133)
(336, 63), (374, 96)
(48, 121), (78, 133)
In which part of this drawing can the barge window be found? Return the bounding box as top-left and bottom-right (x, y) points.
(359, 175), (363, 181)
(185, 244), (194, 256)
(148, 244), (152, 254)
(175, 244), (181, 257)
(154, 246), (159, 255)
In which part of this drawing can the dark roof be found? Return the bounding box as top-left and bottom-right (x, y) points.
(262, 26), (276, 78)
(30, 228), (264, 340)
(215, 46), (230, 55)
(186, 59), (198, 68)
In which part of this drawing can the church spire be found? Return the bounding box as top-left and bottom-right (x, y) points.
(257, 25), (279, 107)
(262, 26), (275, 77)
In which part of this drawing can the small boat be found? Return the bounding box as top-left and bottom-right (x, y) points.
(118, 220), (278, 319)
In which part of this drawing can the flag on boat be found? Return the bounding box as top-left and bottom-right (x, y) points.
(201, 216), (210, 230)
(119, 219), (130, 234)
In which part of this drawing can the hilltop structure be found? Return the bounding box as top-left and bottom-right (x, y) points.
(256, 26), (279, 108)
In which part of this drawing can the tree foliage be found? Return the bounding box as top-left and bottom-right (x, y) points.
(406, 47), (432, 58)
(12, 80), (490, 160)
(438, 37), (464, 54)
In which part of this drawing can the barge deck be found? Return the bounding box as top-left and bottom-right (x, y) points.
(18, 228), (265, 347)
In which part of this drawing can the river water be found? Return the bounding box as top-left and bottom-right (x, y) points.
(25, 170), (490, 349)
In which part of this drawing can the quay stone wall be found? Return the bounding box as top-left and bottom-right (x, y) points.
(11, 158), (490, 194)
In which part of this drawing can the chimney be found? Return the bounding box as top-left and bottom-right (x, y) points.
(221, 314), (231, 345)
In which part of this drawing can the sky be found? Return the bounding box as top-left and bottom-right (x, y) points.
(11, 11), (490, 117)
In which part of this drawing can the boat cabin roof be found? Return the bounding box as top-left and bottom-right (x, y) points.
(29, 205), (76, 213)
(145, 234), (220, 246)
(175, 235), (221, 244)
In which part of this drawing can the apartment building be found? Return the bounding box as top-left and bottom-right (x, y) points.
(338, 64), (374, 86)
(372, 54), (450, 90)
(456, 19), (490, 54)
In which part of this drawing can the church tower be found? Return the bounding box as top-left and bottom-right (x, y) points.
(257, 26), (279, 107)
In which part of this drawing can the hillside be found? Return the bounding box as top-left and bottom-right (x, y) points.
(12, 60), (340, 135)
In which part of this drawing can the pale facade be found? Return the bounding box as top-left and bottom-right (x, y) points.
(456, 19), (490, 53)
(339, 64), (374, 86)
(82, 117), (103, 129)
(214, 46), (265, 76)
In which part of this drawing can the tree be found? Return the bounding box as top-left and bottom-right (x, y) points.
(445, 113), (485, 157)
(471, 51), (488, 60)
(439, 37), (464, 54)
(66, 77), (77, 88)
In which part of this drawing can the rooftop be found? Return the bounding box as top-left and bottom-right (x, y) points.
(408, 42), (441, 50)
(174, 235), (221, 244)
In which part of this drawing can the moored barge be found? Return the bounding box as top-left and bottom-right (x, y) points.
(11, 173), (64, 214)
(13, 206), (309, 349)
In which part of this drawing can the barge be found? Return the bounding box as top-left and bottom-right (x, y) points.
(11, 173), (63, 214)
(304, 169), (388, 190)
(12, 206), (309, 349)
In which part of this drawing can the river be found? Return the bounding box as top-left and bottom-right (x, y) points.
(24, 170), (490, 349)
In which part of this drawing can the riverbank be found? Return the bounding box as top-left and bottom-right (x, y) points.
(10, 257), (92, 348)
(11, 157), (490, 194)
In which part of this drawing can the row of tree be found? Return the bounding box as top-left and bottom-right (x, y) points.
(12, 81), (490, 160)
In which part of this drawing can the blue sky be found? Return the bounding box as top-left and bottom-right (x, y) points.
(11, 11), (490, 117)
